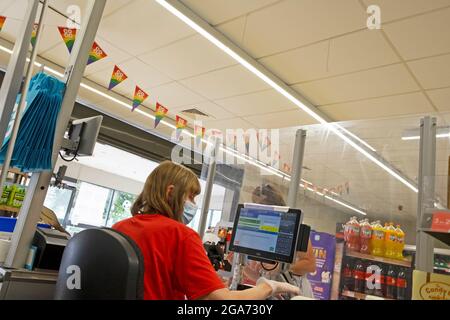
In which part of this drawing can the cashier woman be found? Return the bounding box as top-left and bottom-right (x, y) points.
(113, 161), (300, 300)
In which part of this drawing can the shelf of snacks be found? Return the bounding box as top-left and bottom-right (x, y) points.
(345, 250), (412, 268)
(341, 290), (394, 300)
(0, 205), (20, 213)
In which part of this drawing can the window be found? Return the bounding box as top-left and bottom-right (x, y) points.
(105, 191), (136, 227)
(44, 185), (76, 224)
(69, 181), (113, 228)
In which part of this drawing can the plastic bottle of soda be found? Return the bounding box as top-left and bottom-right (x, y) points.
(374, 265), (385, 297)
(396, 269), (407, 300)
(385, 265), (397, 299)
(370, 221), (385, 256)
(353, 261), (365, 293)
(384, 223), (397, 259)
(395, 225), (405, 260)
(342, 261), (354, 291)
(345, 216), (361, 252)
(364, 264), (375, 295)
(360, 219), (372, 254)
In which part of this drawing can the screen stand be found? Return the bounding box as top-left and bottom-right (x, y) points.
(229, 252), (246, 290)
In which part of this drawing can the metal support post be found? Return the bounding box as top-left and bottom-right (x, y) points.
(0, 0), (39, 148)
(0, 0), (49, 192)
(283, 129), (307, 275)
(287, 129), (307, 208)
(198, 138), (221, 240)
(416, 116), (436, 272)
(5, 0), (107, 269)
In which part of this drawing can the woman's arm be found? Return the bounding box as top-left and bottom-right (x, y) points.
(290, 239), (316, 276)
(199, 283), (272, 300)
(199, 278), (300, 300)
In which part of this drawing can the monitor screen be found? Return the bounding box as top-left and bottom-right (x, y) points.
(229, 204), (302, 263)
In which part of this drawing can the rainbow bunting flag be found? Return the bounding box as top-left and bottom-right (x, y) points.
(194, 125), (205, 146)
(154, 102), (168, 128)
(175, 115), (187, 140)
(108, 65), (128, 90)
(58, 26), (77, 53)
(132, 86), (149, 111)
(30, 23), (38, 47)
(87, 41), (107, 65)
(283, 163), (291, 173)
(0, 16), (6, 32)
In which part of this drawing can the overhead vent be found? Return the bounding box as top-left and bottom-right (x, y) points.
(181, 108), (210, 118)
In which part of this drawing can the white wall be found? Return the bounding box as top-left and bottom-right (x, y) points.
(55, 158), (144, 195)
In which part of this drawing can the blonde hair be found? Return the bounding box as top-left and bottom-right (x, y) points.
(131, 161), (201, 222)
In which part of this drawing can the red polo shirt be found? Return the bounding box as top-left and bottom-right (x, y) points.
(112, 214), (225, 300)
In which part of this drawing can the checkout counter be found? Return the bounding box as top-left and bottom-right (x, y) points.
(0, 222), (70, 300)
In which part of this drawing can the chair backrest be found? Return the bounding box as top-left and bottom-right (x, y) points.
(54, 228), (144, 300)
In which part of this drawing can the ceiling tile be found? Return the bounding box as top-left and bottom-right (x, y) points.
(428, 87), (450, 111)
(116, 58), (172, 89)
(172, 101), (235, 121)
(258, 41), (329, 85)
(147, 82), (204, 109)
(242, 0), (366, 58)
(97, 0), (195, 56)
(243, 109), (318, 129)
(362, 0), (450, 22)
(215, 89), (297, 117)
(216, 16), (247, 46)
(181, 0), (280, 25)
(260, 29), (400, 85)
(293, 64), (419, 105)
(180, 65), (269, 100)
(319, 92), (433, 121)
(40, 43), (72, 69)
(384, 7), (450, 60)
(0, 0), (14, 13)
(201, 117), (254, 131)
(408, 54), (450, 89)
(327, 29), (400, 75)
(138, 35), (236, 80)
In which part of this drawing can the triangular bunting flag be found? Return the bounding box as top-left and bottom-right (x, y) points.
(87, 41), (107, 65)
(194, 125), (205, 146)
(30, 23), (38, 47)
(132, 86), (149, 111)
(176, 115), (187, 140)
(154, 102), (168, 128)
(0, 16), (6, 32)
(58, 26), (77, 53)
(108, 65), (128, 90)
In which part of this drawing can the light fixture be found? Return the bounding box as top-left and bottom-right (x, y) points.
(402, 127), (450, 141)
(155, 0), (417, 193)
(325, 195), (367, 216)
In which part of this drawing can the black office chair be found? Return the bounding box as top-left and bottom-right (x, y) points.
(54, 228), (144, 300)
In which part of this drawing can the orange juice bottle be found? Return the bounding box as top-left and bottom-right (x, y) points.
(395, 225), (405, 260)
(370, 221), (385, 256)
(384, 222), (397, 259)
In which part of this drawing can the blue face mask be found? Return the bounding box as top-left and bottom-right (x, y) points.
(183, 200), (198, 225)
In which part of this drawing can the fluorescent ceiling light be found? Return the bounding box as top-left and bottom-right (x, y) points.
(155, 0), (417, 193)
(325, 195), (367, 216)
(402, 127), (450, 141)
